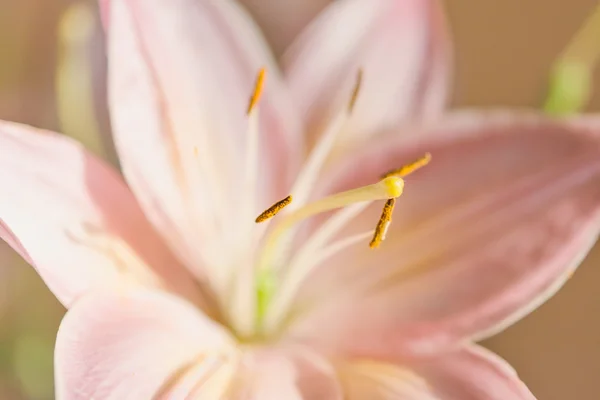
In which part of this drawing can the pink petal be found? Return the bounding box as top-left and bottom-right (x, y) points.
(227, 345), (342, 400)
(54, 288), (237, 400)
(290, 112), (600, 359)
(283, 0), (451, 150)
(340, 345), (535, 399)
(412, 345), (536, 400)
(106, 0), (301, 280)
(237, 0), (332, 56)
(98, 0), (110, 27)
(0, 121), (201, 307)
(340, 360), (436, 399)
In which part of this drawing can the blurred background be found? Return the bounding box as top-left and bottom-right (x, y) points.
(0, 0), (599, 398)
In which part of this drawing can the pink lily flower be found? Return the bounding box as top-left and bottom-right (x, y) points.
(1, 0), (600, 398)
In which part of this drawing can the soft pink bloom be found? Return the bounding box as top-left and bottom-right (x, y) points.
(1, 0), (600, 398)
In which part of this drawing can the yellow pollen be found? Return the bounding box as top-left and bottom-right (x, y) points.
(255, 195), (293, 223)
(348, 69), (364, 113)
(247, 67), (266, 115)
(382, 153), (432, 179)
(370, 198), (396, 249)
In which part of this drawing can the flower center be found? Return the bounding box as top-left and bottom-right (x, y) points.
(227, 68), (430, 339)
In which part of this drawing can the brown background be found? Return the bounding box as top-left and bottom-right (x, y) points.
(446, 2), (600, 399)
(0, 0), (599, 399)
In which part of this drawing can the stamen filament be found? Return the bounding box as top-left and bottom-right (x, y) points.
(263, 204), (372, 333)
(288, 202), (370, 270)
(382, 153), (432, 178)
(244, 68), (267, 215)
(348, 69), (363, 112)
(369, 198), (396, 249)
(290, 70), (364, 206)
(230, 67), (266, 337)
(241, 67), (268, 230)
(255, 195), (293, 223)
(263, 229), (373, 333)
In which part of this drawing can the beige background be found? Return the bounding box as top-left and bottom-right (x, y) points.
(446, 2), (600, 399)
(0, 0), (599, 399)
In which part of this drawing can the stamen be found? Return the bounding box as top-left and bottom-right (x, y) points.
(369, 198), (396, 249)
(280, 176), (403, 232)
(382, 153), (432, 179)
(258, 176), (404, 270)
(247, 67), (266, 115)
(255, 195), (293, 223)
(348, 69), (363, 113)
(288, 203), (370, 273)
(290, 69), (365, 206)
(241, 67), (267, 228)
(230, 67), (267, 337)
(263, 229), (373, 333)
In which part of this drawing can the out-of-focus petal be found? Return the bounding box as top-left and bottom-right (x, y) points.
(340, 345), (535, 400)
(237, 0), (332, 56)
(284, 0), (451, 150)
(55, 289), (237, 400)
(98, 0), (110, 26)
(290, 112), (600, 359)
(412, 345), (536, 400)
(106, 0), (301, 283)
(0, 121), (201, 307)
(229, 345), (342, 400)
(340, 360), (435, 399)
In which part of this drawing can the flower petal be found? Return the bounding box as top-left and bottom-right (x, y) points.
(0, 121), (201, 307)
(340, 345), (535, 400)
(413, 345), (536, 400)
(54, 288), (237, 400)
(283, 0), (451, 150)
(237, 0), (332, 56)
(290, 112), (600, 358)
(229, 345), (342, 400)
(340, 360), (436, 399)
(106, 0), (301, 282)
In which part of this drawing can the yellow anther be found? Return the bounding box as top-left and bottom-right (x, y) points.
(255, 195), (293, 223)
(382, 153), (432, 179)
(348, 69), (363, 113)
(370, 198), (396, 249)
(382, 176), (405, 198)
(247, 67), (266, 115)
(193, 146), (199, 157)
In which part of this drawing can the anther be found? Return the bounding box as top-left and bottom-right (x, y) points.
(348, 69), (363, 113)
(382, 153), (432, 179)
(256, 195), (293, 223)
(247, 67), (266, 115)
(370, 198), (396, 249)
